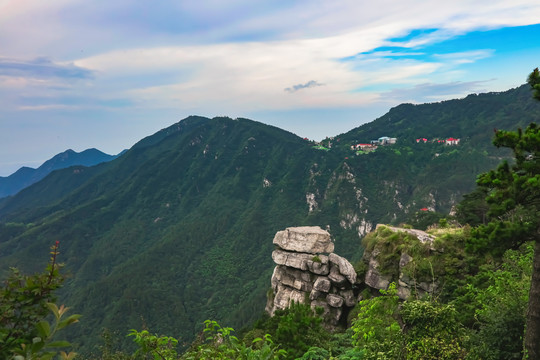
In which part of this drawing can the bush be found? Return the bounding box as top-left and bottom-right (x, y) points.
(0, 242), (79, 360)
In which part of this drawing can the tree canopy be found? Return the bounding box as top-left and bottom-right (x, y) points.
(467, 69), (540, 359)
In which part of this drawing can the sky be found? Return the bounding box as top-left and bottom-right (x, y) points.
(1, 1), (540, 176)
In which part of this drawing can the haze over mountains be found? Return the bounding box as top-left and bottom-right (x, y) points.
(0, 148), (121, 198)
(0, 84), (539, 354)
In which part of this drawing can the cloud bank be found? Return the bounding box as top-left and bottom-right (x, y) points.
(0, 0), (539, 175)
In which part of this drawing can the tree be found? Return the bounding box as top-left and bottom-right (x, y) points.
(528, 67), (540, 101)
(469, 69), (540, 359)
(351, 283), (404, 359)
(0, 242), (79, 359)
(465, 246), (533, 360)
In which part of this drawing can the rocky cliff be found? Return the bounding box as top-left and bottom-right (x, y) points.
(265, 226), (359, 326)
(360, 224), (443, 300)
(266, 224), (447, 326)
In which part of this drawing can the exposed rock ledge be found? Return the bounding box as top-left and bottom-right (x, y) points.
(266, 226), (357, 326)
(265, 225), (441, 327)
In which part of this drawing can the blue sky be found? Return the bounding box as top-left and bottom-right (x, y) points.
(1, 1), (540, 176)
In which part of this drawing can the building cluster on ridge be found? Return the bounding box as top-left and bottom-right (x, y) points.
(350, 136), (396, 152)
(416, 137), (460, 145)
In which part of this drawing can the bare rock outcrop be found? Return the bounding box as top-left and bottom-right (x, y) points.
(273, 226), (335, 254)
(362, 225), (440, 300)
(266, 224), (443, 328)
(266, 226), (358, 326)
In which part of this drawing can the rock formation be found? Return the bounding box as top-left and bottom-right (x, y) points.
(362, 225), (439, 300)
(265, 226), (359, 326)
(266, 224), (441, 326)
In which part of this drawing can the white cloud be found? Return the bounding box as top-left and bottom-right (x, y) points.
(382, 80), (493, 104)
(53, 0), (537, 114)
(433, 49), (495, 65)
(1, 0), (540, 176)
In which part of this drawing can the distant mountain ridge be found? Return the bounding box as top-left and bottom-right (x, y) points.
(0, 85), (539, 354)
(0, 148), (121, 198)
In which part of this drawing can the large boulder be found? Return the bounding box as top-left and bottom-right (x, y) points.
(267, 283), (306, 315)
(272, 265), (313, 292)
(329, 253), (357, 284)
(273, 226), (334, 254)
(364, 252), (392, 290)
(305, 256), (330, 275)
(272, 249), (314, 270)
(327, 294), (344, 308)
(313, 276), (332, 292)
(328, 265), (348, 287)
(338, 289), (356, 307)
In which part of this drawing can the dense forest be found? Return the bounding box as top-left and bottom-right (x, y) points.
(1, 73), (540, 359)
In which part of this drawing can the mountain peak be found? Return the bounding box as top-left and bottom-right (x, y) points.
(0, 148), (118, 198)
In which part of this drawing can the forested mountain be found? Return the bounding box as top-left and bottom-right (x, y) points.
(0, 148), (119, 198)
(0, 85), (539, 354)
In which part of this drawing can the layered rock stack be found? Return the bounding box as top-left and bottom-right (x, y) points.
(265, 226), (358, 326)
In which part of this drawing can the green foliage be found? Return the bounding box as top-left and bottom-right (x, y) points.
(459, 245), (532, 360)
(352, 283), (404, 359)
(528, 67), (540, 100)
(468, 122), (540, 255)
(408, 211), (445, 231)
(465, 120), (540, 357)
(1, 86), (540, 354)
(297, 330), (364, 359)
(455, 187), (489, 226)
(250, 302), (331, 360)
(128, 329), (179, 360)
(352, 283), (469, 359)
(180, 320), (286, 360)
(468, 218), (534, 256)
(400, 300), (467, 359)
(0, 243), (79, 360)
(12, 303), (80, 360)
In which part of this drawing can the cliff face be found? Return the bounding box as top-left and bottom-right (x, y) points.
(266, 224), (452, 325)
(362, 225), (440, 300)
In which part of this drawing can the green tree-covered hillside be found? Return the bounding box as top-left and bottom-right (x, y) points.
(0, 85), (539, 354)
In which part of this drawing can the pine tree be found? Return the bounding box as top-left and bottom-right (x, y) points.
(472, 70), (540, 359)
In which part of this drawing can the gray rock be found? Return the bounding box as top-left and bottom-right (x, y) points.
(399, 271), (413, 286)
(268, 283), (307, 315)
(328, 307), (343, 326)
(309, 289), (323, 301)
(272, 249), (313, 270)
(328, 265), (347, 287)
(267, 226), (362, 328)
(313, 277), (332, 292)
(382, 225), (436, 250)
(329, 253), (357, 284)
(399, 253), (413, 268)
(364, 257), (391, 290)
(272, 265), (313, 292)
(397, 285), (411, 300)
(273, 226), (334, 254)
(419, 281), (437, 293)
(310, 299), (342, 325)
(339, 289), (357, 307)
(270, 266), (280, 291)
(310, 300), (330, 318)
(327, 294), (344, 308)
(305, 256), (330, 275)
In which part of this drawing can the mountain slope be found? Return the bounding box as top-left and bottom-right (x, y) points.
(0, 86), (539, 354)
(0, 148), (119, 198)
(337, 84), (538, 149)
